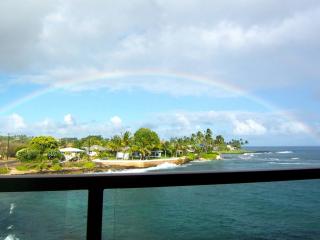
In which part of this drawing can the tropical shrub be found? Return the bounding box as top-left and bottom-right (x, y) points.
(47, 150), (64, 161)
(83, 161), (95, 170)
(51, 164), (62, 171)
(16, 148), (40, 162)
(186, 153), (196, 161)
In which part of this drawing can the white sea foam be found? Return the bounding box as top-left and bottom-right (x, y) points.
(268, 162), (304, 165)
(239, 156), (252, 160)
(7, 225), (14, 230)
(192, 159), (211, 163)
(9, 203), (15, 215)
(276, 151), (293, 154)
(291, 157), (300, 160)
(4, 234), (19, 240)
(105, 162), (181, 174)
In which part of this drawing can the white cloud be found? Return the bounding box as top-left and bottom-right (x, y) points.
(232, 119), (267, 135)
(0, 110), (318, 145)
(272, 121), (309, 134)
(9, 114), (26, 130)
(1, 0), (320, 94)
(110, 116), (122, 128)
(64, 114), (75, 126)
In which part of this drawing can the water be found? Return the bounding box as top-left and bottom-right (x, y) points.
(1, 147), (320, 239)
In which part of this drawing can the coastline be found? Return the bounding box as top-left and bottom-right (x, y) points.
(93, 157), (189, 168)
(6, 152), (227, 175)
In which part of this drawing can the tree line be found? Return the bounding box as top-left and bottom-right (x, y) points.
(0, 128), (248, 162)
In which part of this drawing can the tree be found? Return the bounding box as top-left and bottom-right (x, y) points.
(215, 135), (225, 145)
(121, 131), (133, 159)
(161, 140), (172, 158)
(29, 136), (59, 154)
(80, 135), (104, 147)
(204, 128), (214, 152)
(133, 128), (160, 159)
(108, 135), (123, 154)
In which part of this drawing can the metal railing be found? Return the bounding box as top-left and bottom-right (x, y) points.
(1, 167), (320, 240)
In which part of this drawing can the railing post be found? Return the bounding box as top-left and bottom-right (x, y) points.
(87, 187), (104, 240)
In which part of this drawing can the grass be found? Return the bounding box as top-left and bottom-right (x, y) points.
(15, 165), (29, 171)
(63, 160), (96, 170)
(0, 167), (9, 174)
(51, 164), (62, 171)
(219, 149), (251, 154)
(199, 152), (220, 160)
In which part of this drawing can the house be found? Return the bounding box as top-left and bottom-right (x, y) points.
(83, 145), (107, 157)
(226, 145), (236, 151)
(59, 147), (85, 161)
(132, 152), (141, 159)
(150, 150), (163, 158)
(116, 152), (129, 160)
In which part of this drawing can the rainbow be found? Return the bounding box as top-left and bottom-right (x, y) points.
(0, 69), (318, 140)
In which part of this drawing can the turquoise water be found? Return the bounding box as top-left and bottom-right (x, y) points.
(1, 147), (320, 239)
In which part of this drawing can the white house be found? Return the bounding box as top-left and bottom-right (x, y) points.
(59, 147), (85, 161)
(150, 150), (163, 158)
(116, 152), (130, 160)
(83, 145), (107, 157)
(226, 145), (236, 151)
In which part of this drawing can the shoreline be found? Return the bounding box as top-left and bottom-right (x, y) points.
(93, 157), (189, 168)
(5, 152), (230, 175)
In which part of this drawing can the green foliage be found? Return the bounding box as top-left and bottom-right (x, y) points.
(80, 135), (105, 148)
(36, 162), (50, 171)
(133, 128), (160, 159)
(83, 161), (95, 170)
(15, 163), (38, 171)
(47, 150), (64, 161)
(29, 136), (59, 154)
(199, 152), (219, 160)
(15, 165), (29, 171)
(16, 148), (40, 162)
(63, 160), (95, 169)
(0, 167), (9, 174)
(108, 135), (123, 153)
(215, 135), (225, 145)
(186, 153), (196, 161)
(51, 164), (62, 171)
(97, 151), (112, 159)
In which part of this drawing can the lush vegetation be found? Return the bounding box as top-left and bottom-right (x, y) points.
(0, 128), (248, 174)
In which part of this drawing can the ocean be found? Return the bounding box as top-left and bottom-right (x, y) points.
(1, 146), (320, 239)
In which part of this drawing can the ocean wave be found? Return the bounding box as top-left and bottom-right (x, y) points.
(104, 162), (181, 174)
(9, 203), (15, 215)
(268, 162), (304, 165)
(276, 151), (293, 154)
(291, 157), (300, 160)
(243, 153), (255, 156)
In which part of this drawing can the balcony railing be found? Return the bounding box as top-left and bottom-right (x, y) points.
(1, 167), (320, 240)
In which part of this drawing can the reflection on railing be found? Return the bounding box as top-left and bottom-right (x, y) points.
(1, 168), (320, 240)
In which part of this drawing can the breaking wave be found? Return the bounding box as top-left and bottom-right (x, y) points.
(104, 162), (181, 174)
(276, 151), (293, 154)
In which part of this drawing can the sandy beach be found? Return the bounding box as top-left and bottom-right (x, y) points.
(93, 157), (190, 168)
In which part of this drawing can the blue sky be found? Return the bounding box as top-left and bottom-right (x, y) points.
(0, 0), (320, 145)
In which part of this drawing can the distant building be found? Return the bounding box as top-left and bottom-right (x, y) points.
(226, 145), (236, 151)
(116, 152), (129, 160)
(59, 147), (85, 161)
(150, 150), (163, 158)
(83, 145), (107, 157)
